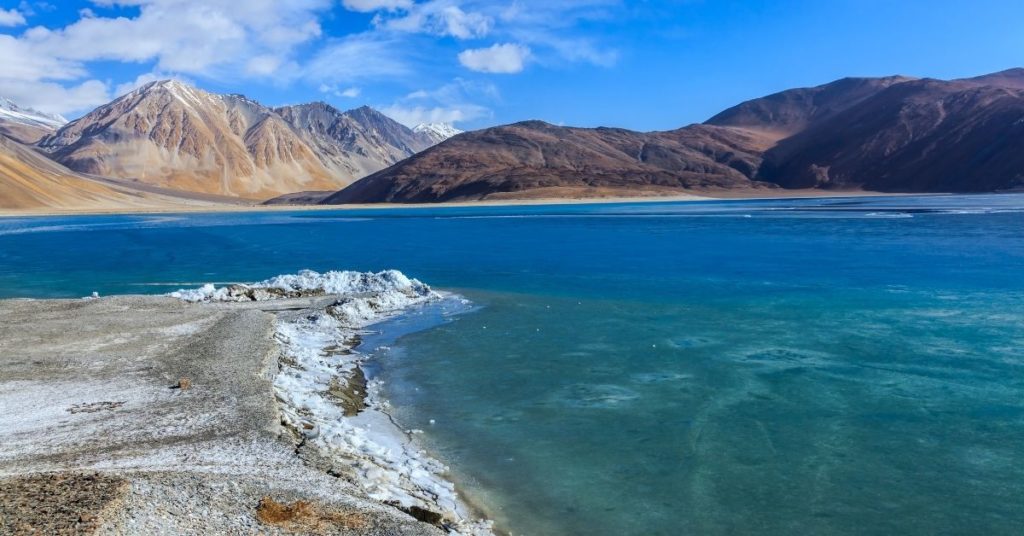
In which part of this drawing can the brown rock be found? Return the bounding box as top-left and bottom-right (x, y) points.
(255, 496), (367, 533)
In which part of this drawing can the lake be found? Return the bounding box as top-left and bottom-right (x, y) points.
(2, 194), (1023, 535)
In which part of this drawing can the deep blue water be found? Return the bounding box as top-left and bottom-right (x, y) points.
(2, 194), (1024, 534)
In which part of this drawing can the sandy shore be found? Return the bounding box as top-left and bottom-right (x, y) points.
(0, 189), (905, 218)
(0, 272), (489, 535)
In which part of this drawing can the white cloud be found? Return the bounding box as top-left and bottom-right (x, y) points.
(385, 77), (497, 127)
(305, 34), (409, 83)
(0, 0), (334, 114)
(381, 103), (489, 127)
(458, 43), (530, 74)
(545, 36), (619, 67)
(0, 8), (25, 27)
(19, 1), (330, 75)
(0, 34), (84, 81)
(0, 34), (110, 115)
(0, 79), (110, 116)
(342, 0), (413, 12)
(405, 89), (431, 99)
(246, 55), (284, 76)
(381, 1), (491, 39)
(0, 0), (624, 116)
(404, 77), (500, 102)
(114, 73), (160, 97)
(318, 84), (362, 98)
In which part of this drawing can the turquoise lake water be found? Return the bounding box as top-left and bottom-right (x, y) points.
(2, 194), (1023, 534)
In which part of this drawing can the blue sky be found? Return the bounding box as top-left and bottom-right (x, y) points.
(1, 0), (1022, 131)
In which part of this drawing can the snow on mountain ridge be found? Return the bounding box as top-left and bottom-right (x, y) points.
(0, 97), (68, 129)
(413, 122), (463, 143)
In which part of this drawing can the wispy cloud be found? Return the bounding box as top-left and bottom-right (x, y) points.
(304, 33), (411, 84)
(342, 0), (413, 13)
(353, 0), (620, 69)
(0, 0), (626, 116)
(382, 77), (498, 127)
(373, 1), (492, 39)
(381, 103), (489, 126)
(319, 84), (362, 98)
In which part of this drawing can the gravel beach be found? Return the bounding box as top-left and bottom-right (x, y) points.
(0, 295), (449, 535)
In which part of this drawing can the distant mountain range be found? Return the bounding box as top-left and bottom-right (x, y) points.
(1, 69), (1023, 211)
(33, 80), (457, 199)
(326, 68), (1024, 203)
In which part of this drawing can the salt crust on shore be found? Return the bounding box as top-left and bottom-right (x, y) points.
(171, 270), (493, 535)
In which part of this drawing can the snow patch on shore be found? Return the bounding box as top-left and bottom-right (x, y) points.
(169, 270), (493, 535)
(168, 269), (433, 304)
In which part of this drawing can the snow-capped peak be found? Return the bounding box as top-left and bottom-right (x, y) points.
(413, 122), (463, 142)
(136, 79), (210, 108)
(0, 97), (68, 129)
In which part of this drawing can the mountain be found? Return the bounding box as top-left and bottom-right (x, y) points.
(0, 97), (68, 144)
(322, 120), (776, 203)
(959, 68), (1024, 90)
(759, 76), (1024, 191)
(36, 81), (440, 200)
(324, 68), (1024, 203)
(705, 75), (915, 140)
(275, 103), (433, 181)
(413, 122), (463, 144)
(0, 135), (230, 211)
(37, 80), (335, 199)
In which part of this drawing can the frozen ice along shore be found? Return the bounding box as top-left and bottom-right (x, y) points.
(171, 270), (493, 535)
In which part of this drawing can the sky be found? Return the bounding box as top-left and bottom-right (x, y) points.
(1, 0), (1022, 131)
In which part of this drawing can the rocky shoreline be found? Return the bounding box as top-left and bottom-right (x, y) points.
(0, 270), (492, 535)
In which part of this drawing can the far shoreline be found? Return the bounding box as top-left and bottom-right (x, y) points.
(0, 189), (925, 219)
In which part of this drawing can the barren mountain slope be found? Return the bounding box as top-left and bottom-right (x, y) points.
(323, 121), (776, 203)
(38, 81), (340, 199)
(759, 78), (1024, 191)
(275, 103), (435, 184)
(705, 75), (916, 140)
(0, 136), (227, 211)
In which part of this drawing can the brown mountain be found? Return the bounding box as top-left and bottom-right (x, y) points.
(322, 121), (777, 203)
(959, 68), (1024, 90)
(759, 72), (1024, 191)
(36, 81), (438, 200)
(37, 80), (335, 199)
(705, 75), (915, 139)
(324, 68), (1024, 203)
(0, 136), (230, 211)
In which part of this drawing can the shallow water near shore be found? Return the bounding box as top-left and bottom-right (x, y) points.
(2, 194), (1024, 534)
